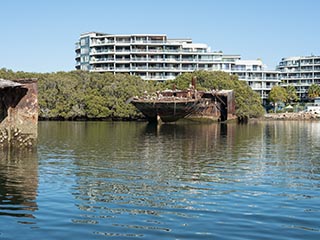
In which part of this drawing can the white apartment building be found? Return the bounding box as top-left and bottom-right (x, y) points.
(277, 56), (320, 98)
(75, 32), (280, 100)
(229, 60), (279, 100)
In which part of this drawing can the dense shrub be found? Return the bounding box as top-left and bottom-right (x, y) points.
(0, 68), (264, 120)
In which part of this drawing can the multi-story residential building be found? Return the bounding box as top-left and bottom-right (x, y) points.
(75, 32), (280, 100)
(277, 56), (320, 98)
(229, 60), (279, 100)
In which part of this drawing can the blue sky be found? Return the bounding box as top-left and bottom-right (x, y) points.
(1, 0), (319, 73)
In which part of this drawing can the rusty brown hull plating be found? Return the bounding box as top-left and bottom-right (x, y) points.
(132, 99), (200, 122)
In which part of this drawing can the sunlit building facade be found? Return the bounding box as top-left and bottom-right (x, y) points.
(229, 60), (279, 100)
(75, 32), (280, 100)
(277, 56), (320, 98)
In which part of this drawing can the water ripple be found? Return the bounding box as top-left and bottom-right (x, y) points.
(0, 121), (319, 239)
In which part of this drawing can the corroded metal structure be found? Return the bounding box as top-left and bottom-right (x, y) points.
(0, 78), (38, 148)
(191, 90), (236, 122)
(131, 89), (201, 122)
(131, 88), (236, 123)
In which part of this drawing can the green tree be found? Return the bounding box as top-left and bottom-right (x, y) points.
(269, 86), (287, 112)
(0, 68), (264, 120)
(286, 85), (299, 103)
(308, 84), (320, 99)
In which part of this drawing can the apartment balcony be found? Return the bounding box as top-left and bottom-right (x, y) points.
(91, 67), (115, 72)
(279, 62), (300, 67)
(280, 76), (300, 80)
(148, 67), (166, 71)
(90, 49), (115, 55)
(129, 48), (209, 54)
(131, 48), (148, 53)
(131, 57), (148, 62)
(115, 50), (131, 55)
(132, 40), (174, 46)
(144, 75), (176, 81)
(231, 68), (246, 72)
(149, 58), (165, 62)
(165, 67), (183, 71)
(249, 84), (274, 91)
(265, 77), (281, 82)
(299, 81), (314, 85)
(238, 77), (261, 81)
(181, 49), (207, 53)
(282, 82), (312, 87)
(90, 58), (114, 63)
(115, 60), (131, 63)
(163, 49), (181, 53)
(283, 82), (300, 86)
(300, 67), (314, 71)
(198, 59), (216, 63)
(181, 67), (196, 71)
(164, 58), (180, 62)
(115, 68), (131, 72)
(181, 58), (197, 62)
(149, 67), (181, 71)
(300, 62), (313, 66)
(253, 87), (271, 92)
(91, 40), (115, 46)
(132, 40), (149, 45)
(147, 40), (166, 44)
(240, 77), (280, 82)
(115, 41), (131, 45)
(279, 68), (300, 72)
(131, 67), (148, 71)
(300, 76), (313, 79)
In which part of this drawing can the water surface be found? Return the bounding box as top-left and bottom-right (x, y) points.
(0, 121), (319, 239)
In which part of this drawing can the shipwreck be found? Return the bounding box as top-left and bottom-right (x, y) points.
(131, 80), (236, 123)
(0, 78), (38, 148)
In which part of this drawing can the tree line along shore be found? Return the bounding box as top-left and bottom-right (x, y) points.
(0, 68), (283, 121)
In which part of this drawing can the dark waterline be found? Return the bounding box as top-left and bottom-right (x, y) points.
(0, 121), (319, 239)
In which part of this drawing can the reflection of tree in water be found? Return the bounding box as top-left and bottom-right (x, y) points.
(71, 122), (266, 222)
(137, 122), (270, 182)
(263, 121), (320, 172)
(0, 149), (38, 222)
(70, 121), (320, 236)
(141, 122), (245, 161)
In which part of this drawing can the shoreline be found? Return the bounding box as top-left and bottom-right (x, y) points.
(38, 113), (320, 123)
(261, 112), (320, 121)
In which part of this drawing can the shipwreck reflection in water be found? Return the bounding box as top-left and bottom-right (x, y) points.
(0, 149), (38, 223)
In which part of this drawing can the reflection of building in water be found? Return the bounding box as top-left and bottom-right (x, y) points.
(0, 149), (38, 220)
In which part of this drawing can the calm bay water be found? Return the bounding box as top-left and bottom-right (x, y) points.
(0, 121), (319, 239)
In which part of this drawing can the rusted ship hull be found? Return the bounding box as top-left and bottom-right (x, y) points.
(0, 78), (38, 148)
(130, 82), (236, 123)
(131, 99), (199, 122)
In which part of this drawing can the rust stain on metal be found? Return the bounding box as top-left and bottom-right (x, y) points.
(0, 78), (38, 148)
(131, 86), (236, 123)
